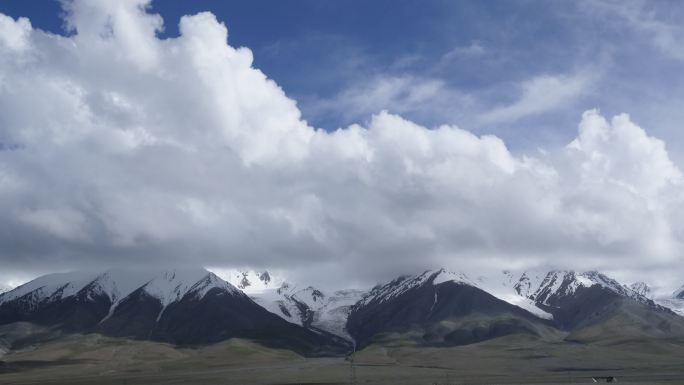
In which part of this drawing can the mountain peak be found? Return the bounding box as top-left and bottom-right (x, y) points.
(0, 271), (96, 306)
(0, 266), (244, 318)
(357, 268), (475, 308)
(432, 269), (473, 286)
(630, 281), (652, 298)
(141, 268), (241, 306)
(221, 269), (284, 293)
(259, 271), (271, 284)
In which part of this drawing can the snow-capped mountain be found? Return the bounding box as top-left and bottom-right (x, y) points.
(221, 270), (283, 292)
(311, 289), (365, 340)
(656, 297), (684, 316)
(141, 269), (242, 307)
(346, 268), (661, 324)
(495, 269), (684, 336)
(250, 283), (320, 326)
(0, 271), (99, 308)
(248, 282), (364, 340)
(473, 271), (553, 320)
(0, 267), (351, 356)
(0, 284), (12, 295)
(347, 268), (684, 347)
(520, 270), (649, 305)
(654, 284), (684, 316)
(347, 268), (556, 348)
(630, 281), (652, 298)
(356, 269), (473, 308)
(490, 269), (674, 321)
(2, 265), (683, 352)
(350, 268), (553, 320)
(0, 268), (242, 318)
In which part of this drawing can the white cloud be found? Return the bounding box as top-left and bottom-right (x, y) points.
(62, 0), (163, 70)
(0, 2), (683, 288)
(568, 110), (682, 198)
(583, 0), (684, 61)
(0, 13), (31, 52)
(480, 73), (593, 124)
(18, 208), (89, 242)
(441, 41), (487, 62)
(559, 110), (682, 260)
(306, 74), (473, 128)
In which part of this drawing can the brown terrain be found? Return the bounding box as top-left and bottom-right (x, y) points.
(2, 331), (684, 385)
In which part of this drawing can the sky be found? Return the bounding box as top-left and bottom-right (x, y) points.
(0, 0), (683, 292)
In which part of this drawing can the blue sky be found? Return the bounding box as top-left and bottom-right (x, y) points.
(3, 0), (684, 158)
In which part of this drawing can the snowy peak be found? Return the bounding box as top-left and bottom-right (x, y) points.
(80, 269), (158, 304)
(464, 269), (665, 320)
(630, 281), (652, 298)
(276, 282), (292, 295)
(251, 282), (327, 322)
(188, 271), (243, 299)
(358, 268), (474, 307)
(259, 271), (272, 285)
(291, 286), (326, 308)
(432, 268), (474, 286)
(222, 270), (283, 293)
(0, 271), (96, 306)
(525, 270), (638, 306)
(0, 267), (243, 320)
(249, 281), (364, 340)
(82, 271), (120, 302)
(581, 271), (636, 297)
(513, 271), (547, 298)
(472, 271), (553, 320)
(141, 268), (241, 306)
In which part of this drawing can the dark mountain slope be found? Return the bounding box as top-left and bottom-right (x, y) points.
(150, 287), (350, 356)
(347, 270), (556, 348)
(0, 269), (351, 357)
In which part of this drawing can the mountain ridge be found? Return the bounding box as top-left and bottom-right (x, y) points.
(2, 266), (683, 355)
(0, 267), (351, 356)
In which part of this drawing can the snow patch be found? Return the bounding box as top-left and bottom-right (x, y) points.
(656, 298), (684, 316)
(474, 271), (554, 320)
(250, 282), (365, 340)
(432, 269), (474, 286)
(214, 269), (285, 293)
(0, 271), (96, 305)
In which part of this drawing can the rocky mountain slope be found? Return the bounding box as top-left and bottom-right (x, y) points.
(2, 266), (684, 354)
(0, 268), (350, 356)
(344, 268), (684, 348)
(346, 269), (558, 348)
(241, 281), (364, 340)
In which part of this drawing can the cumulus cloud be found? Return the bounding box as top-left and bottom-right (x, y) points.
(0, 13), (30, 52)
(0, 1), (683, 288)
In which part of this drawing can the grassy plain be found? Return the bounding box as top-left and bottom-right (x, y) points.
(1, 333), (684, 384)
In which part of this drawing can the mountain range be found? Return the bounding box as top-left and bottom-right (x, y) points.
(1, 267), (684, 356)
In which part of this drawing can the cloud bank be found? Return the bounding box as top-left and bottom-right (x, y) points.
(0, 0), (682, 289)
